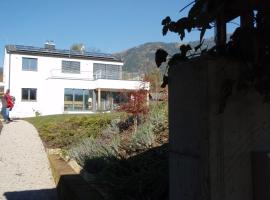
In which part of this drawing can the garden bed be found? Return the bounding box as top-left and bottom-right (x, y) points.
(26, 113), (122, 149)
(26, 103), (169, 200)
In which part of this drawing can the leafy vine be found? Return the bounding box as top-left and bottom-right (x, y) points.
(155, 0), (270, 113)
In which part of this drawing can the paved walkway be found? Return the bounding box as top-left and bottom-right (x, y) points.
(0, 120), (57, 200)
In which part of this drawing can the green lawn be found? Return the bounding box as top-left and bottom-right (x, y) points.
(25, 113), (122, 149)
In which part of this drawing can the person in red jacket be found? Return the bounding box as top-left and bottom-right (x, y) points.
(3, 89), (14, 122)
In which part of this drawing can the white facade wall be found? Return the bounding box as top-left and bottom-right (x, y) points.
(3, 50), (148, 118)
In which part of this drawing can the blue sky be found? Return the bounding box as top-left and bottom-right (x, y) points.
(0, 0), (238, 66)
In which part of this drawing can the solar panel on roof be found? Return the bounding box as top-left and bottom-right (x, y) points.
(7, 45), (120, 61)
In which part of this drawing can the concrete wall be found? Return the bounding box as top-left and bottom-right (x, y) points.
(169, 56), (270, 200)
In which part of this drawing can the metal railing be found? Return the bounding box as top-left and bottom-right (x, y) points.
(48, 69), (94, 80)
(48, 69), (144, 81)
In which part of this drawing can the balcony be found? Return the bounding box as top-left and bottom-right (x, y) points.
(48, 69), (94, 80)
(48, 69), (144, 81)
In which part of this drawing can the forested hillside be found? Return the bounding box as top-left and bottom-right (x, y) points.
(114, 37), (216, 73)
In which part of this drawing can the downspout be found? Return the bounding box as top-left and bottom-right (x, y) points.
(8, 53), (11, 90)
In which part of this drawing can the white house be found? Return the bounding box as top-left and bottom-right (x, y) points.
(1, 43), (149, 118)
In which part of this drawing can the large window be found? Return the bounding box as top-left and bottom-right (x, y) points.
(62, 60), (80, 74)
(93, 63), (122, 80)
(22, 57), (37, 71)
(64, 89), (91, 111)
(22, 88), (37, 101)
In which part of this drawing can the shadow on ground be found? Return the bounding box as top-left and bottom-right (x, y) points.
(4, 188), (58, 200)
(3, 173), (103, 200)
(3, 144), (168, 200)
(83, 143), (169, 200)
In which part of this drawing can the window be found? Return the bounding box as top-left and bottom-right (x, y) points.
(64, 89), (91, 111)
(73, 89), (83, 110)
(93, 63), (106, 79)
(93, 63), (122, 80)
(62, 60), (80, 74)
(22, 88), (37, 101)
(22, 57), (37, 71)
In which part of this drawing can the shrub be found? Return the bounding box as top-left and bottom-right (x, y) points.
(131, 122), (155, 150)
(26, 113), (120, 148)
(64, 105), (169, 199)
(129, 102), (168, 150)
(68, 136), (120, 173)
(149, 103), (166, 122)
(35, 110), (41, 117)
(148, 102), (168, 133)
(91, 144), (169, 200)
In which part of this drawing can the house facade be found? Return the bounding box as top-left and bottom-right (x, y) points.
(2, 43), (149, 118)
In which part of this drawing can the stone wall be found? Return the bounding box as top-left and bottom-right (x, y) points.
(48, 154), (103, 200)
(169, 56), (270, 200)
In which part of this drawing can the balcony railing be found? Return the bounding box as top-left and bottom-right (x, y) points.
(48, 69), (144, 81)
(48, 69), (94, 80)
(122, 72), (144, 81)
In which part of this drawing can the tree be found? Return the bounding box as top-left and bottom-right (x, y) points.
(118, 89), (149, 132)
(70, 43), (85, 52)
(144, 68), (162, 93)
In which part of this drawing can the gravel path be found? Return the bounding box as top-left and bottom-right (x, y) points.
(0, 120), (57, 200)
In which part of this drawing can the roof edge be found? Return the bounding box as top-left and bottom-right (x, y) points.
(5, 44), (122, 62)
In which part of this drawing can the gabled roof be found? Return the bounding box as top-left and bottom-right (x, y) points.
(5, 45), (122, 62)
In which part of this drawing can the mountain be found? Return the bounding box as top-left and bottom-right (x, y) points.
(114, 38), (216, 73)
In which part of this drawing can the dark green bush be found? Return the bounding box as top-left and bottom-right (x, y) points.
(26, 113), (121, 148)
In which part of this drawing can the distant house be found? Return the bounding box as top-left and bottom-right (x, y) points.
(1, 42), (149, 118)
